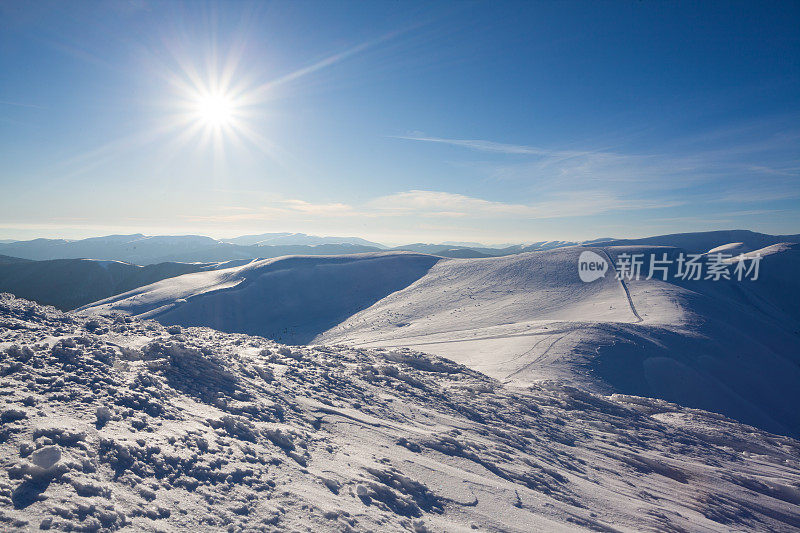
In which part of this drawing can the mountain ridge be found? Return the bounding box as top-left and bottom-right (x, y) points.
(76, 232), (800, 437)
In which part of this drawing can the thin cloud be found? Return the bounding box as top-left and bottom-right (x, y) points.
(393, 135), (554, 156)
(0, 99), (45, 109)
(252, 25), (417, 97)
(394, 131), (800, 209)
(184, 189), (679, 225)
(715, 189), (800, 204)
(184, 198), (362, 223)
(393, 134), (618, 162)
(368, 189), (680, 219)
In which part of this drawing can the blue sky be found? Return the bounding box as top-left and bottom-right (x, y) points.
(1, 1), (798, 244)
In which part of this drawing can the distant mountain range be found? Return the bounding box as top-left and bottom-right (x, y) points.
(0, 234), (384, 264)
(1, 230), (798, 266)
(221, 232), (386, 248)
(0, 234), (620, 310)
(0, 233), (625, 263)
(597, 229), (800, 253)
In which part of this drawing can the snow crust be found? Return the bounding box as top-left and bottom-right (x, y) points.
(2, 294), (800, 531)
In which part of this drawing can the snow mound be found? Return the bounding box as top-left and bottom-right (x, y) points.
(2, 294), (800, 531)
(707, 242), (749, 255)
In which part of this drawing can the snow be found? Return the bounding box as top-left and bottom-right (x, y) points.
(79, 253), (440, 344)
(2, 294), (800, 531)
(222, 233), (386, 248)
(601, 229), (800, 253)
(77, 241), (800, 439)
(0, 258), (226, 311)
(0, 235), (385, 265)
(7, 230), (793, 530)
(316, 245), (800, 438)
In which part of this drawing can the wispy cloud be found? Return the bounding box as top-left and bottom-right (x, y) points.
(0, 99), (45, 109)
(183, 198), (360, 223)
(368, 190), (679, 219)
(394, 133), (683, 188)
(251, 25), (418, 98)
(394, 130), (800, 208)
(715, 189), (800, 204)
(393, 134), (624, 165)
(277, 199), (356, 216)
(393, 135), (556, 156)
(185, 189), (679, 226)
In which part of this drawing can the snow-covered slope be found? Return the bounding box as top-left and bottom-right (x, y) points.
(601, 229), (800, 254)
(2, 295), (800, 532)
(319, 247), (639, 369)
(78, 237), (800, 438)
(319, 245), (800, 438)
(79, 253), (440, 344)
(0, 258), (247, 311)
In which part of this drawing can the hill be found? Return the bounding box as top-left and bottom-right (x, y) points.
(599, 229), (800, 254)
(319, 243), (800, 437)
(0, 257), (251, 311)
(78, 253), (441, 344)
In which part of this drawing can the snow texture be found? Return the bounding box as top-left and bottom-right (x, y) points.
(2, 294), (800, 531)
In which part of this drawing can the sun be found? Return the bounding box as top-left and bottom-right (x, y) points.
(193, 92), (236, 127)
(168, 79), (253, 155)
(163, 52), (277, 159)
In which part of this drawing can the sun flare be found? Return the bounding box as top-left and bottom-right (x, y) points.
(193, 93), (236, 127)
(164, 52), (281, 160)
(168, 73), (259, 156)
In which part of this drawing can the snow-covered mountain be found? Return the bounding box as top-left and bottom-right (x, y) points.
(0, 235), (223, 264)
(388, 244), (495, 258)
(0, 257), (250, 311)
(600, 229), (800, 254)
(3, 230), (797, 265)
(223, 232), (386, 248)
(0, 235), (384, 265)
(78, 232), (800, 439)
(319, 243), (800, 438)
(78, 253), (440, 344)
(388, 239), (605, 257)
(0, 234), (611, 263)
(2, 294), (800, 532)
